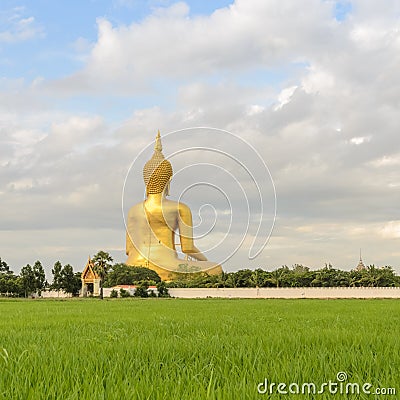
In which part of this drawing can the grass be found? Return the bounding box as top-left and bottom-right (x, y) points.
(0, 298), (399, 399)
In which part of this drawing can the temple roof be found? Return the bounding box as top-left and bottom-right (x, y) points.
(81, 257), (99, 280)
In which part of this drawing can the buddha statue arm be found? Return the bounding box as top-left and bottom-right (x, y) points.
(178, 203), (208, 261)
(126, 231), (134, 255)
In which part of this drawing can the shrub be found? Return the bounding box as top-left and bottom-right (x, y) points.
(119, 288), (130, 298)
(134, 282), (149, 298)
(156, 281), (170, 297)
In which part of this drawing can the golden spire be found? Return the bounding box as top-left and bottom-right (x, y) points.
(356, 249), (366, 271)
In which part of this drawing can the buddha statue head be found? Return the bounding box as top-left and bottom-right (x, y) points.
(143, 131), (173, 196)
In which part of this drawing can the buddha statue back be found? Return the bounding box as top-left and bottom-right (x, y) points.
(126, 131), (222, 281)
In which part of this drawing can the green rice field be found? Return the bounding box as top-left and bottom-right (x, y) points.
(0, 298), (399, 399)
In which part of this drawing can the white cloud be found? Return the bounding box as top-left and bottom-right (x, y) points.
(274, 86), (298, 110)
(0, 7), (44, 43)
(7, 178), (34, 191)
(380, 221), (400, 239)
(62, 184), (101, 206)
(350, 24), (393, 51)
(51, 0), (337, 93)
(1, 0), (400, 272)
(370, 154), (400, 167)
(349, 136), (371, 145)
(37, 116), (107, 157)
(246, 105), (265, 116)
(301, 65), (335, 94)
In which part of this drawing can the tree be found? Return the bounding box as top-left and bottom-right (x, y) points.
(73, 271), (83, 296)
(103, 264), (161, 287)
(268, 266), (290, 287)
(0, 257), (11, 274)
(376, 266), (397, 287)
(250, 269), (270, 288)
(33, 261), (46, 296)
(288, 265), (315, 287)
(92, 251), (113, 299)
(0, 273), (20, 296)
(51, 261), (63, 295)
(351, 265), (397, 287)
(20, 264), (35, 298)
(222, 270), (249, 288)
(0, 258), (21, 296)
(311, 266), (350, 287)
(61, 265), (81, 296)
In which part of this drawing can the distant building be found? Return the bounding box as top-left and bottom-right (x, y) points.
(355, 250), (366, 271)
(81, 257), (100, 297)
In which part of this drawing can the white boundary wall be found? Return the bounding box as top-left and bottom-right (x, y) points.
(168, 287), (400, 299)
(39, 290), (72, 298)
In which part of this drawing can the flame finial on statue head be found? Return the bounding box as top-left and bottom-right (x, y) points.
(155, 129), (162, 152)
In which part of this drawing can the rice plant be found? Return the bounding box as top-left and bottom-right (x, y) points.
(0, 299), (398, 399)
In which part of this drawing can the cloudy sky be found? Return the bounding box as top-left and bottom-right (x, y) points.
(1, 0), (399, 276)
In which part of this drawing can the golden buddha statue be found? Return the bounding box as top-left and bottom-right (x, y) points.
(126, 131), (222, 281)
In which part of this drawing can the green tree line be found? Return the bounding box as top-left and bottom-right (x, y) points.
(1, 254), (399, 297)
(0, 251), (166, 298)
(167, 264), (400, 288)
(0, 257), (81, 297)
